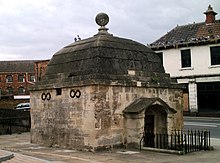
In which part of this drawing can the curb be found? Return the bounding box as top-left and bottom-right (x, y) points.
(0, 150), (14, 162)
(141, 147), (184, 155)
(141, 146), (214, 155)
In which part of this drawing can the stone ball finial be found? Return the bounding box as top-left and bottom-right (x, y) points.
(95, 13), (109, 27)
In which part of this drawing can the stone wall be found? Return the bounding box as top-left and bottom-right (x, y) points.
(30, 85), (183, 150)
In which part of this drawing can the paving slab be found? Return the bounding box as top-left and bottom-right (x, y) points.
(0, 132), (220, 163)
(0, 150), (14, 162)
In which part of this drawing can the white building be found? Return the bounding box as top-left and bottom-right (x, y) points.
(150, 5), (220, 114)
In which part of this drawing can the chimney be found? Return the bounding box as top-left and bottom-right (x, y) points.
(204, 5), (217, 24)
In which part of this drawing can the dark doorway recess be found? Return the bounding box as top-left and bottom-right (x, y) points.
(144, 114), (155, 147)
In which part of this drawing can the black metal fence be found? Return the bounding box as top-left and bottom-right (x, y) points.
(0, 109), (31, 135)
(140, 129), (211, 154)
(0, 116), (31, 135)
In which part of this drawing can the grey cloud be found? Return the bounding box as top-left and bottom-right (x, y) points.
(0, 0), (219, 60)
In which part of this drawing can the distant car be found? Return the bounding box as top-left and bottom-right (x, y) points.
(15, 103), (31, 111)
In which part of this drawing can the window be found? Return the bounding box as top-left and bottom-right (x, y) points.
(156, 52), (163, 64)
(210, 46), (220, 65)
(197, 82), (220, 91)
(7, 87), (13, 94)
(56, 88), (62, 95)
(18, 87), (25, 94)
(18, 75), (25, 82)
(181, 49), (191, 68)
(30, 75), (35, 82)
(6, 75), (13, 83)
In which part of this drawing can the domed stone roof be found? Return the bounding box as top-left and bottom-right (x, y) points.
(35, 13), (173, 89)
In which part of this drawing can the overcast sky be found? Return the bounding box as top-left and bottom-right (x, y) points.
(0, 0), (219, 61)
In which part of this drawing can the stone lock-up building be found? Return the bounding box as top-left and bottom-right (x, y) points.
(30, 13), (183, 150)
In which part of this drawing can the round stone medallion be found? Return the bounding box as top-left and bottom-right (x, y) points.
(95, 13), (109, 27)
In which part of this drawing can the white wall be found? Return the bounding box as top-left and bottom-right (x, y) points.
(158, 43), (220, 78)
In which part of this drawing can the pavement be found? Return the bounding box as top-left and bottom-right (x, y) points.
(0, 132), (220, 163)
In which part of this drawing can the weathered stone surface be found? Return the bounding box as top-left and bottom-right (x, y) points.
(30, 85), (183, 150)
(32, 32), (180, 90)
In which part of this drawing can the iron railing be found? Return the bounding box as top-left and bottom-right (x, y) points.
(140, 129), (211, 154)
(0, 116), (31, 135)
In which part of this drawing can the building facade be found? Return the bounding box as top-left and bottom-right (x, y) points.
(150, 5), (220, 113)
(0, 60), (36, 99)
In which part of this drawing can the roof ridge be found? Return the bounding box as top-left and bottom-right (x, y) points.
(174, 19), (220, 28)
(175, 21), (205, 28)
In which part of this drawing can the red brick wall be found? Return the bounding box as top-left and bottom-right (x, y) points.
(35, 60), (49, 81)
(0, 72), (34, 96)
(205, 14), (216, 24)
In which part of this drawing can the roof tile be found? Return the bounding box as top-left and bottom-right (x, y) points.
(0, 60), (37, 73)
(150, 20), (220, 50)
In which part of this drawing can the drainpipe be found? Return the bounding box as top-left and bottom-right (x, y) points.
(36, 62), (39, 81)
(26, 73), (35, 85)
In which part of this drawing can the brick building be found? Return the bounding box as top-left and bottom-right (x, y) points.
(34, 60), (50, 81)
(0, 60), (36, 99)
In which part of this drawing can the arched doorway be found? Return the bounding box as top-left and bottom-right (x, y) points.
(123, 97), (177, 148)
